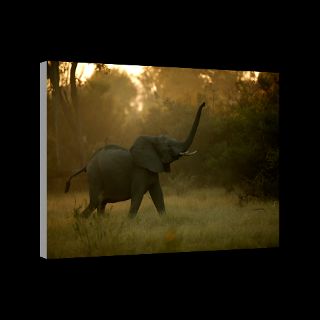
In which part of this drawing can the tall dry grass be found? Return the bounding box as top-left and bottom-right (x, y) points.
(47, 188), (279, 259)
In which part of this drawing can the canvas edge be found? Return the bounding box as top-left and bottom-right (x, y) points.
(40, 62), (47, 259)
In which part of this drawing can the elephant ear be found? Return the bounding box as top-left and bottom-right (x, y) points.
(130, 136), (165, 173)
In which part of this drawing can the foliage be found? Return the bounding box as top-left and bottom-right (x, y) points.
(47, 63), (278, 198)
(194, 73), (279, 198)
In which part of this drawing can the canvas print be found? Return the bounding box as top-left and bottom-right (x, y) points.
(45, 61), (279, 258)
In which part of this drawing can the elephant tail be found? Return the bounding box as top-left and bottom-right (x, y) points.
(65, 167), (87, 193)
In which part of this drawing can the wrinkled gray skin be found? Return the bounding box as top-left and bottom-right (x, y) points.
(65, 102), (205, 218)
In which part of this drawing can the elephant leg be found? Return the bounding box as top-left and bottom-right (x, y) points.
(129, 189), (145, 218)
(149, 183), (166, 216)
(81, 203), (96, 218)
(97, 200), (108, 216)
(81, 186), (100, 218)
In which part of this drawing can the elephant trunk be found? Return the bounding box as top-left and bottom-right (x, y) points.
(182, 102), (206, 152)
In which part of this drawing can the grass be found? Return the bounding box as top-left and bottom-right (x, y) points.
(47, 187), (279, 259)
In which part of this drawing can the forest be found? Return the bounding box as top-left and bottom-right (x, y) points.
(47, 62), (278, 200)
(46, 61), (279, 258)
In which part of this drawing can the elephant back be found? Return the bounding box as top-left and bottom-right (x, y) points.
(87, 145), (133, 177)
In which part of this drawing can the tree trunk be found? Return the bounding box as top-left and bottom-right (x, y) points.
(70, 62), (86, 166)
(48, 61), (62, 169)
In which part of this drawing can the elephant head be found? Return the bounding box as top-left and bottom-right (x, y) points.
(130, 102), (206, 173)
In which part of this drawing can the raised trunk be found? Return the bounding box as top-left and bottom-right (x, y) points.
(182, 102), (206, 151)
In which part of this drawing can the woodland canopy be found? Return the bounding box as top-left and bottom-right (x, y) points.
(47, 62), (279, 199)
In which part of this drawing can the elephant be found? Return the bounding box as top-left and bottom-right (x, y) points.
(65, 102), (206, 218)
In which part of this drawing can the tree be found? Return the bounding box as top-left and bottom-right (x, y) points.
(47, 61), (94, 174)
(79, 68), (138, 151)
(47, 61), (62, 169)
(70, 62), (86, 166)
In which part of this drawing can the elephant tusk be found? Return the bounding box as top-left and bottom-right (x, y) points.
(179, 150), (197, 156)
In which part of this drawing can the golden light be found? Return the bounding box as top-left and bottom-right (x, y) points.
(75, 63), (146, 82)
(199, 73), (213, 84)
(76, 63), (95, 82)
(106, 64), (145, 77)
(106, 64), (146, 112)
(74, 63), (146, 111)
(242, 71), (260, 81)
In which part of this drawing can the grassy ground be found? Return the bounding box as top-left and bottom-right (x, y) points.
(47, 187), (279, 259)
